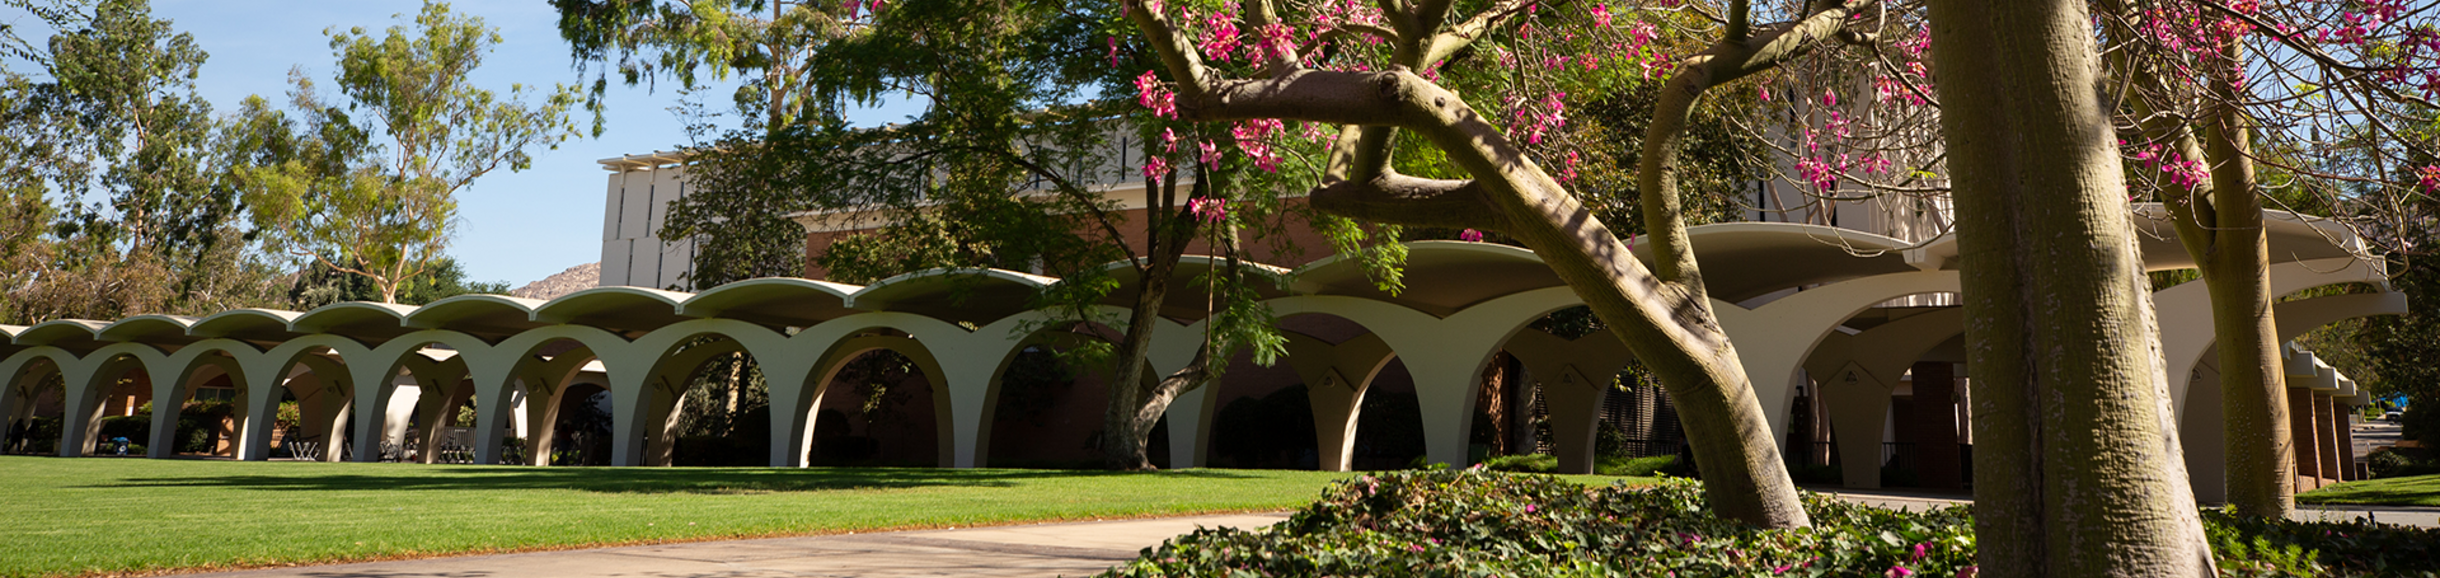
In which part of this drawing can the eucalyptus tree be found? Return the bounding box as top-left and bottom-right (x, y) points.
(242, 2), (581, 304)
(0, 0), (291, 322)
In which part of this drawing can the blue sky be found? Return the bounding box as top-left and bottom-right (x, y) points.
(72, 1), (921, 287)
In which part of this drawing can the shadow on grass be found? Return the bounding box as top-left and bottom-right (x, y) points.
(78, 465), (1276, 495)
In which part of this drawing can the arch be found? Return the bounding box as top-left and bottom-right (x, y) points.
(1199, 328), (1394, 471)
(58, 343), (172, 457)
(1714, 269), (1965, 440)
(402, 294), (546, 337)
(513, 344), (601, 466)
(1262, 286), (1592, 467)
(677, 276), (862, 327)
(1799, 307), (1968, 488)
(2158, 257), (2391, 414)
(782, 334), (952, 468)
(289, 301), (420, 341)
(1504, 328), (1637, 475)
(532, 286), (693, 331)
(148, 340), (263, 459)
(2177, 290), (2408, 504)
(487, 325), (637, 464)
(2, 348), (79, 454)
(240, 335), (378, 461)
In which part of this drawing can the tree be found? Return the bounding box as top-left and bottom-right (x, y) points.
(1112, 0), (1911, 526)
(552, 0), (850, 135)
(660, 0), (1308, 470)
(243, 2), (580, 304)
(0, 0), (293, 323)
(1923, 0), (2217, 573)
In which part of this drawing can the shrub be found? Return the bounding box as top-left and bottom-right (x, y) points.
(2366, 448), (2440, 479)
(1481, 454), (1557, 473)
(1103, 468), (2440, 578)
(1595, 455), (1678, 477)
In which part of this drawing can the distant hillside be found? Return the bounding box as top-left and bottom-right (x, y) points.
(511, 262), (599, 301)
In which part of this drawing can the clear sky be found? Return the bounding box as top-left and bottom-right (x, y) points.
(73, 1), (920, 287)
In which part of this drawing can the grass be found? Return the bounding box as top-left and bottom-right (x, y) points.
(2298, 473), (2440, 507)
(0, 456), (1651, 578)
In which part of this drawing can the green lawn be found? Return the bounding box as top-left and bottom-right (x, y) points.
(2299, 473), (2440, 507)
(0, 456), (1649, 578)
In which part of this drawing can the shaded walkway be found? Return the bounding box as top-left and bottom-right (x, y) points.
(183, 512), (1292, 578)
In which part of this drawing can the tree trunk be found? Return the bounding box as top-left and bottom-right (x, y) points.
(2193, 40), (2293, 519)
(1925, 0), (2218, 574)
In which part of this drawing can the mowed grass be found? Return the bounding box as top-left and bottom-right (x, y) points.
(2299, 473), (2440, 507)
(0, 456), (1367, 578)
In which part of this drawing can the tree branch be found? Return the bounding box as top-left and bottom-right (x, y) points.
(1310, 172), (1509, 231)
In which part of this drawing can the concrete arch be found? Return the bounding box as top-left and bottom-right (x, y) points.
(1235, 330), (1398, 472)
(2158, 257), (2391, 414)
(2177, 290), (2409, 503)
(1505, 328), (1637, 475)
(0, 348), (78, 453)
(392, 352), (472, 463)
(243, 335), (378, 461)
(616, 319), (798, 466)
(1715, 270), (1964, 439)
(147, 340), (263, 459)
(58, 343), (175, 457)
(1800, 307), (1969, 488)
(513, 345), (600, 466)
(1262, 286), (1590, 467)
(780, 334), (954, 468)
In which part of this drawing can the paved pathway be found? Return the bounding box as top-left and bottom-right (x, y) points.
(1812, 487), (2440, 528)
(183, 514), (1290, 578)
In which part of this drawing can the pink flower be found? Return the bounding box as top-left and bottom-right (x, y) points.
(1822, 89), (1838, 107)
(1142, 155), (1171, 180)
(1886, 567), (1913, 578)
(1190, 197), (1227, 223)
(1524, 503), (1537, 513)
(1911, 543), (1927, 561)
(1591, 3), (1613, 27)
(1134, 71), (1177, 118)
(1772, 565), (1791, 575)
(1461, 229), (1484, 243)
(1407, 544), (1425, 552)
(2418, 165), (2440, 193)
(1198, 140), (1221, 167)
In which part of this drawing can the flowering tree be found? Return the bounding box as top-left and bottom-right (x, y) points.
(1115, 0), (1915, 527)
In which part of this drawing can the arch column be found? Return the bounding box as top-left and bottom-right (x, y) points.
(1504, 330), (1633, 475)
(768, 332), (942, 468)
(1799, 307), (1967, 488)
(1266, 332), (1394, 472)
(148, 353), (244, 459)
(1716, 270), (1963, 445)
(59, 355), (145, 457)
(2175, 290), (2405, 502)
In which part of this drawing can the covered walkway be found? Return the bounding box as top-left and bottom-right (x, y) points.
(0, 206), (2403, 501)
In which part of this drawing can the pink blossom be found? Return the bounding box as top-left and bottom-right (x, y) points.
(1232, 119), (1286, 172)
(1885, 567), (1913, 578)
(1142, 155), (1171, 180)
(1198, 140), (1221, 167)
(1460, 229), (1484, 242)
(1190, 197), (1227, 223)
(1911, 542), (1927, 561)
(1107, 37), (1122, 67)
(1524, 503), (1537, 513)
(1592, 3), (1614, 28)
(1822, 89), (1838, 107)
(2418, 165), (2440, 193)
(1134, 71), (1177, 118)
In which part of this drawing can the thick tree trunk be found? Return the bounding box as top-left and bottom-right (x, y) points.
(1926, 0), (2218, 574)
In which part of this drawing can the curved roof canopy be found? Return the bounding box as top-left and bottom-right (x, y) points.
(533, 286), (693, 332)
(1294, 241), (1564, 317)
(1096, 257), (1293, 322)
(97, 315), (203, 345)
(404, 294), (547, 337)
(188, 309), (307, 342)
(849, 268), (1056, 324)
(12, 319), (110, 350)
(678, 277), (862, 327)
(1909, 204), (2370, 272)
(289, 302), (420, 341)
(1635, 223), (1918, 303)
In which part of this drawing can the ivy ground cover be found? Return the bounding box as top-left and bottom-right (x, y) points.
(1105, 468), (2440, 577)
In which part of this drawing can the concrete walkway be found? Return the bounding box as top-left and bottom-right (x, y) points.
(183, 513), (1290, 578)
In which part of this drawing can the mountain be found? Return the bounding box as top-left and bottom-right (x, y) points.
(510, 262), (599, 301)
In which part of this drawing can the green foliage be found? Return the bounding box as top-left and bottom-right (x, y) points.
(551, 0), (848, 135)
(2363, 449), (2440, 479)
(288, 257), (508, 308)
(1481, 453), (1559, 473)
(1107, 468), (2440, 578)
(0, 0), (296, 323)
(242, 1), (579, 303)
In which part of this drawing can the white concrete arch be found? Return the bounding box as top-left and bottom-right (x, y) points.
(1, 347), (79, 453)
(2158, 257), (2390, 414)
(779, 334), (955, 468)
(513, 344), (600, 466)
(55, 342), (175, 457)
(145, 340), (265, 459)
(1801, 307), (1969, 488)
(390, 351), (472, 463)
(2177, 290), (2408, 503)
(614, 319), (806, 466)
(243, 335), (380, 461)
(1262, 285), (1589, 467)
(484, 325), (639, 465)
(1505, 328), (1637, 475)
(1714, 270), (1964, 439)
